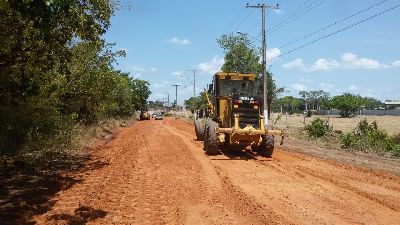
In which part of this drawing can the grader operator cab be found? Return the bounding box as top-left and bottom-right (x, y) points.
(195, 72), (284, 157)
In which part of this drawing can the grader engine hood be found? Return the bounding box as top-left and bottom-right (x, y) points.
(231, 96), (261, 129)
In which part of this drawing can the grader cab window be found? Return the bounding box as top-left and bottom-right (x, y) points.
(218, 79), (259, 97)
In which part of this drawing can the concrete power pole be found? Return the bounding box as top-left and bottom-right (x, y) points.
(188, 69), (199, 118)
(246, 3), (279, 128)
(172, 84), (181, 108)
(187, 69), (199, 98)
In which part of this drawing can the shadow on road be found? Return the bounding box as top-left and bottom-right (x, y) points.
(48, 205), (107, 225)
(213, 147), (260, 161)
(0, 155), (109, 225)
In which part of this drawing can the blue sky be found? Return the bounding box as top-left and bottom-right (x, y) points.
(105, 0), (400, 104)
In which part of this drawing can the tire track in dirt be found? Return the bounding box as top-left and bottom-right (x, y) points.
(32, 118), (400, 225)
(168, 118), (400, 225)
(254, 152), (400, 212)
(34, 119), (289, 224)
(252, 154), (400, 224)
(162, 121), (290, 225)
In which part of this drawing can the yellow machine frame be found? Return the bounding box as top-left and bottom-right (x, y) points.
(206, 72), (284, 146)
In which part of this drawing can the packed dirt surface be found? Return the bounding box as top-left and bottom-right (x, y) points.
(31, 118), (400, 224)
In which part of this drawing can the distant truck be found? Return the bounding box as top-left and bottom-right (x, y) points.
(195, 72), (284, 157)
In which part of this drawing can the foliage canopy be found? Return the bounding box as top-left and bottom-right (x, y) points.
(0, 1), (151, 156)
(331, 93), (363, 117)
(217, 33), (283, 118)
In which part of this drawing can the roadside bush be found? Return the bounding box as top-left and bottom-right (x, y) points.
(305, 118), (332, 138)
(339, 119), (400, 157)
(393, 133), (400, 144)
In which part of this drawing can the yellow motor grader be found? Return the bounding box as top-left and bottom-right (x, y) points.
(194, 72), (284, 157)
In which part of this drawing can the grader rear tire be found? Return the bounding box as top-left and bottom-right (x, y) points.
(194, 119), (205, 141)
(204, 120), (219, 155)
(256, 135), (275, 158)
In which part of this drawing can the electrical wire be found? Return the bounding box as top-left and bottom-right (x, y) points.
(279, 0), (390, 49)
(193, 1), (254, 72)
(268, 0), (325, 34)
(268, 2), (400, 62)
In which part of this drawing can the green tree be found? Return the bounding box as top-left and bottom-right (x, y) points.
(130, 79), (151, 110)
(217, 33), (261, 74)
(217, 33), (282, 118)
(299, 91), (310, 111)
(184, 91), (208, 112)
(361, 97), (384, 110)
(275, 96), (302, 113)
(331, 93), (363, 117)
(0, 0), (115, 153)
(299, 90), (331, 111)
(0, 1), (153, 157)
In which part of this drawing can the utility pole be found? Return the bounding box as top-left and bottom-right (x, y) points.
(167, 93), (170, 107)
(172, 84), (181, 108)
(188, 69), (199, 119)
(246, 3), (279, 128)
(187, 69), (199, 98)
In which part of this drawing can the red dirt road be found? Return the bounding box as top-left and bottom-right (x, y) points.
(33, 118), (400, 224)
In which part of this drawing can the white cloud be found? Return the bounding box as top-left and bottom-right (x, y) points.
(282, 58), (306, 70)
(290, 83), (306, 91)
(300, 78), (313, 83)
(309, 58), (340, 71)
(153, 80), (170, 88)
(348, 85), (359, 91)
(392, 60), (400, 67)
(282, 52), (399, 72)
(341, 53), (380, 69)
(198, 55), (224, 75)
(171, 71), (184, 77)
(168, 37), (191, 45)
(320, 83), (334, 92)
(153, 83), (164, 88)
(383, 60), (400, 68)
(266, 48), (281, 61)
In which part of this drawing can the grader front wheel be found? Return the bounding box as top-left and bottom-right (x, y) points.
(194, 119), (205, 141)
(204, 120), (219, 155)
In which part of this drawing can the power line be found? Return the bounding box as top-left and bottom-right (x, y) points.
(268, 2), (400, 62)
(279, 0), (390, 49)
(192, 1), (257, 74)
(244, 0), (284, 35)
(268, 0), (325, 34)
(220, 1), (253, 35)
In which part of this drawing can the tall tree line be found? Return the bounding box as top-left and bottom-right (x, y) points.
(0, 1), (150, 155)
(273, 90), (385, 117)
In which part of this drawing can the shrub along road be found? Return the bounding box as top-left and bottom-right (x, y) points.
(32, 118), (400, 224)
